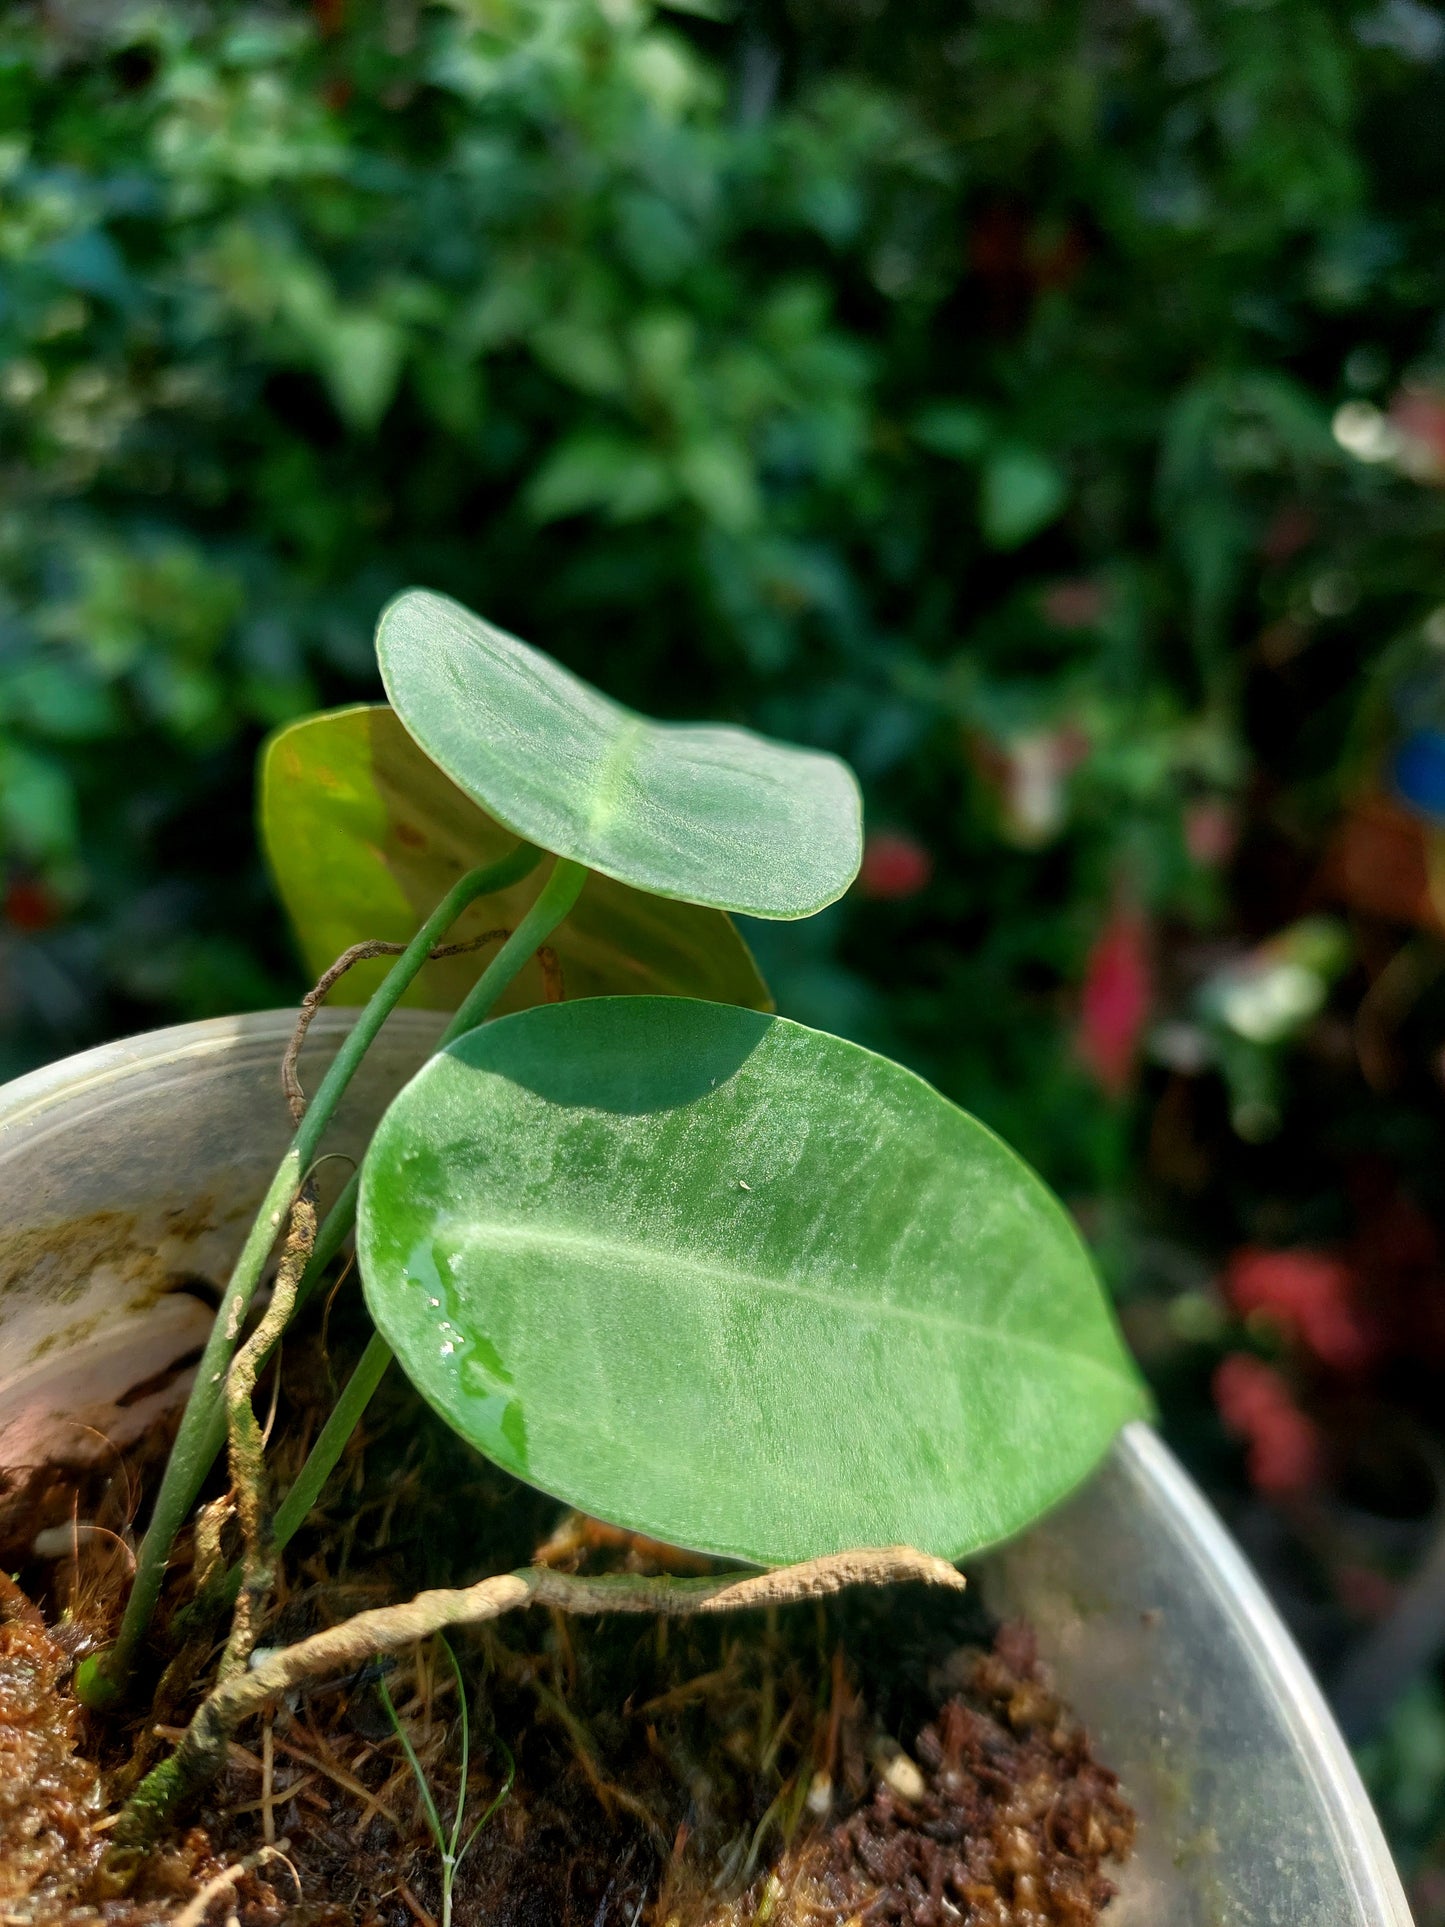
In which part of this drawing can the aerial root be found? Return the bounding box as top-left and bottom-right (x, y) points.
(217, 1183), (317, 1683)
(282, 929), (512, 1122)
(111, 1547), (963, 1859)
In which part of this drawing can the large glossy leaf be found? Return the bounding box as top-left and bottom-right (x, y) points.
(376, 589), (862, 919)
(261, 705), (771, 1014)
(358, 998), (1148, 1565)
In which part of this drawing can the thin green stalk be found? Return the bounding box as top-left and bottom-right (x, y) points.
(270, 1330), (393, 1553)
(378, 1666), (448, 1862)
(441, 857), (587, 1045)
(275, 855), (586, 1343)
(456, 1736), (514, 1872)
(258, 858), (591, 1554)
(445, 1639), (516, 1890)
(448, 1636), (471, 1869)
(78, 844), (540, 1708)
(379, 1637), (514, 1927)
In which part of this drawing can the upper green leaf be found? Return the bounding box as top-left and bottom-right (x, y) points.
(376, 589), (863, 919)
(261, 704), (771, 1014)
(357, 997), (1148, 1566)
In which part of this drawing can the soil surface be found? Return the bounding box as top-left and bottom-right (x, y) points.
(0, 1308), (1135, 1926)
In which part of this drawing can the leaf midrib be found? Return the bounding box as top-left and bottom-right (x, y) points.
(587, 716), (648, 838)
(438, 1217), (1137, 1388)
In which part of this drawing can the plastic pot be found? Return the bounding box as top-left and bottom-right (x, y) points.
(0, 1010), (1415, 1925)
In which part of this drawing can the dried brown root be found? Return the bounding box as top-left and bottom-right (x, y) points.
(170, 1841), (298, 1927)
(217, 1184), (317, 1683)
(537, 943), (564, 1003)
(281, 930), (512, 1123)
(112, 1549), (963, 1862)
(533, 1509), (716, 1573)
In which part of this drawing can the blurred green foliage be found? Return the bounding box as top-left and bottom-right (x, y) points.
(6, 0), (1445, 1890)
(0, 0), (1440, 1147)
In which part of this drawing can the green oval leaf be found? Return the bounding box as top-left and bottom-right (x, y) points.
(261, 705), (771, 1015)
(357, 998), (1148, 1565)
(376, 589), (862, 919)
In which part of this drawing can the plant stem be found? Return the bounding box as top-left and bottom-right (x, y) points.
(440, 857), (588, 1046)
(78, 844), (540, 1708)
(378, 1666), (448, 1864)
(270, 1330), (393, 1553)
(377, 1637), (514, 1927)
(261, 858), (591, 1553)
(166, 857), (593, 1634)
(287, 856), (586, 1331)
(197, 1331), (394, 1622)
(290, 1169), (359, 1324)
(184, 1161), (364, 1499)
(446, 1635), (470, 1873)
(282, 856), (586, 1339)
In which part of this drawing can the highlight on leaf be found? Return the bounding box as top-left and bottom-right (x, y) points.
(376, 588), (863, 919)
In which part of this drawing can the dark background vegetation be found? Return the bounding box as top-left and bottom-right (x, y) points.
(6, 0), (1445, 1903)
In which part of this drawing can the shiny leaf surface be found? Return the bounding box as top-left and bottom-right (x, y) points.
(376, 589), (862, 919)
(261, 705), (771, 1014)
(358, 998), (1147, 1564)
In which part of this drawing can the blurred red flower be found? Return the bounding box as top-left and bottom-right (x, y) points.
(1041, 578), (1109, 629)
(1076, 905), (1152, 1097)
(856, 830), (933, 901)
(1225, 1246), (1376, 1376)
(1389, 385), (1445, 484)
(969, 724), (1090, 847)
(1213, 1352), (1324, 1497)
(1259, 501), (1316, 565)
(1184, 798), (1238, 868)
(4, 876), (59, 933)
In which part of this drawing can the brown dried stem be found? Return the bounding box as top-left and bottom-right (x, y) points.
(537, 943), (564, 1004)
(113, 1548), (963, 1857)
(283, 930), (511, 1123)
(218, 1182), (318, 1682)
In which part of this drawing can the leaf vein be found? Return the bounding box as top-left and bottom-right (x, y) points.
(450, 1220), (1136, 1387)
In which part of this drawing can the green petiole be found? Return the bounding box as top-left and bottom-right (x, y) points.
(270, 1328), (393, 1554)
(438, 856), (589, 1049)
(76, 843), (543, 1708)
(257, 857), (590, 1568)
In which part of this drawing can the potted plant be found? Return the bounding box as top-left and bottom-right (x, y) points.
(0, 592), (1414, 1925)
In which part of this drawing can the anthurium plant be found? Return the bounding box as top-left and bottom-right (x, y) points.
(77, 589), (1147, 1851)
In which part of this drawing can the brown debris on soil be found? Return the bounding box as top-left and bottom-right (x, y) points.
(169, 1611), (1132, 1927)
(818, 1624), (1135, 1925)
(641, 1624), (1132, 1927)
(0, 1571), (103, 1920)
(0, 1571), (293, 1927)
